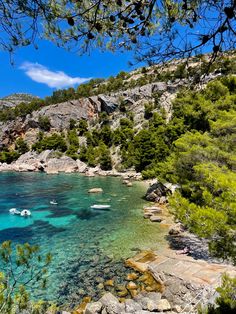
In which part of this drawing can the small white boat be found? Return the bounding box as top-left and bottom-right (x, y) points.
(50, 200), (58, 205)
(20, 209), (31, 217)
(90, 204), (111, 210)
(9, 208), (21, 215)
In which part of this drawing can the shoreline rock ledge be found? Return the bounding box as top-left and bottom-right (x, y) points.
(0, 151), (143, 179)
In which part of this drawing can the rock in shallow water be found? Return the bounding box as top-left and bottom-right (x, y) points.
(88, 188), (103, 193)
(150, 216), (163, 223)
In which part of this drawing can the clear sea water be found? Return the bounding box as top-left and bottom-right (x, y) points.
(0, 172), (167, 303)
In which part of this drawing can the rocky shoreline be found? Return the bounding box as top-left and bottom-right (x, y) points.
(1, 151), (233, 314)
(0, 150), (142, 180)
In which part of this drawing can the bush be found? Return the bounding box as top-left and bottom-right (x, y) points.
(99, 144), (112, 170)
(144, 103), (154, 119)
(0, 150), (19, 164)
(15, 138), (29, 154)
(38, 115), (51, 131)
(32, 133), (67, 153)
(78, 119), (88, 135)
(199, 275), (236, 313)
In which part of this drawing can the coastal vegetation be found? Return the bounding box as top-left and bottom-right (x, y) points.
(0, 55), (236, 312)
(0, 241), (54, 314)
(2, 72), (234, 266)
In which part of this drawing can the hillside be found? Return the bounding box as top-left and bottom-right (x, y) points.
(0, 53), (236, 266)
(0, 93), (39, 109)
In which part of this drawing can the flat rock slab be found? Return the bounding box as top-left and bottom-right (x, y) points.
(127, 250), (236, 288)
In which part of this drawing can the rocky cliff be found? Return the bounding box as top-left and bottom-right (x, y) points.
(0, 58), (225, 174)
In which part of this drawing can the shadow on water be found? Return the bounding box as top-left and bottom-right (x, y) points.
(0, 220), (66, 243)
(76, 208), (100, 220)
(46, 207), (76, 218)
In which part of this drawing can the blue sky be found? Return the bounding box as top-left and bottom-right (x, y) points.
(1, 40), (136, 99)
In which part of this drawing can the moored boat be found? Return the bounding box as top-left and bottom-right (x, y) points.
(9, 208), (21, 215)
(90, 204), (111, 210)
(20, 209), (31, 217)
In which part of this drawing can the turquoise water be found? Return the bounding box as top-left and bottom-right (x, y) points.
(0, 172), (167, 304)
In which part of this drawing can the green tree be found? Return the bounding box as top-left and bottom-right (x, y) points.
(15, 138), (29, 155)
(2, 1), (236, 67)
(69, 118), (77, 130)
(0, 241), (52, 314)
(0, 151), (19, 164)
(38, 115), (51, 132)
(78, 119), (88, 135)
(99, 144), (112, 170)
(199, 275), (236, 313)
(32, 133), (67, 153)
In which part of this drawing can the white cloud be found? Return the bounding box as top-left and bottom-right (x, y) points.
(20, 62), (91, 89)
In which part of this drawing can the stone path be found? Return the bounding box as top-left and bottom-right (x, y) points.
(127, 250), (236, 287)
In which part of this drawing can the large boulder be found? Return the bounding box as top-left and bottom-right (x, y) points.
(12, 150), (53, 172)
(84, 301), (103, 314)
(152, 82), (167, 93)
(76, 159), (88, 173)
(99, 292), (124, 314)
(145, 181), (180, 202)
(0, 162), (13, 171)
(98, 95), (119, 114)
(45, 156), (78, 174)
(145, 182), (170, 202)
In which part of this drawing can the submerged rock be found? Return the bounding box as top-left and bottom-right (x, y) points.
(88, 188), (103, 193)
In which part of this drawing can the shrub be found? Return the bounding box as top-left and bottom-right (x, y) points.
(38, 115), (51, 131)
(15, 138), (29, 154)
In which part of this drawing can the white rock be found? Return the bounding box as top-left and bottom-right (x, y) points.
(88, 188), (103, 193)
(85, 301), (103, 314)
(150, 216), (163, 222)
(156, 299), (171, 311)
(99, 292), (123, 314)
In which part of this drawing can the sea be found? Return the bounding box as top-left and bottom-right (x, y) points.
(0, 172), (167, 305)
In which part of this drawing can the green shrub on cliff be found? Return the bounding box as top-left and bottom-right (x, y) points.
(15, 138), (29, 154)
(38, 115), (51, 131)
(0, 150), (19, 164)
(32, 133), (67, 153)
(99, 143), (112, 170)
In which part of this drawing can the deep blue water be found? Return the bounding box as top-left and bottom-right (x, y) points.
(0, 172), (167, 303)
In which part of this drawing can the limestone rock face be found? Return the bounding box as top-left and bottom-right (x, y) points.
(98, 95), (119, 114)
(0, 163), (13, 171)
(28, 98), (98, 130)
(76, 159), (88, 173)
(45, 156), (78, 174)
